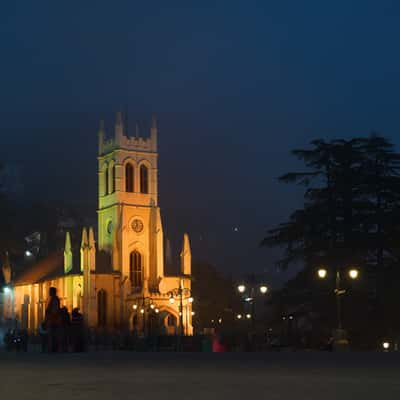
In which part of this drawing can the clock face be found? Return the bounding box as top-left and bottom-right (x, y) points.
(107, 221), (113, 235)
(131, 219), (144, 233)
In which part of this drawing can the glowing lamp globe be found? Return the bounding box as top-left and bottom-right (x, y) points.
(318, 269), (327, 279)
(260, 285), (268, 294)
(349, 269), (359, 279)
(238, 285), (246, 293)
(383, 341), (390, 350)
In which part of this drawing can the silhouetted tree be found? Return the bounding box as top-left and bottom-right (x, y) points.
(262, 135), (400, 343)
(262, 135), (400, 272)
(191, 261), (242, 332)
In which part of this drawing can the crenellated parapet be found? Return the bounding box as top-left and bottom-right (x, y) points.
(98, 112), (157, 155)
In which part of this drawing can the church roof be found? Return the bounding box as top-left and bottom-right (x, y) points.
(14, 251), (65, 285)
(13, 250), (115, 286)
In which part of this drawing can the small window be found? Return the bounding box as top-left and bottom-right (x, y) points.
(140, 165), (149, 194)
(126, 163), (134, 192)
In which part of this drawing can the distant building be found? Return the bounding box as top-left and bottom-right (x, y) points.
(2, 113), (193, 335)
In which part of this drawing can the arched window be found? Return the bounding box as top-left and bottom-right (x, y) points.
(104, 166), (109, 195)
(109, 164), (115, 193)
(140, 165), (149, 194)
(97, 289), (107, 327)
(126, 163), (134, 192)
(130, 251), (143, 288)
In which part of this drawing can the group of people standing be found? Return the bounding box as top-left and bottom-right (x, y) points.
(41, 287), (85, 353)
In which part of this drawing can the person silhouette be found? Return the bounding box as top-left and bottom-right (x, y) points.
(45, 287), (61, 352)
(71, 308), (84, 352)
(60, 306), (71, 352)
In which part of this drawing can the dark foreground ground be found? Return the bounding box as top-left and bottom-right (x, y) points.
(0, 352), (399, 399)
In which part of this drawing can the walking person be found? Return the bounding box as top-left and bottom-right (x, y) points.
(60, 306), (71, 352)
(45, 287), (62, 353)
(71, 308), (84, 352)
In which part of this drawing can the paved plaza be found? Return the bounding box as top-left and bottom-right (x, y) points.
(0, 352), (400, 399)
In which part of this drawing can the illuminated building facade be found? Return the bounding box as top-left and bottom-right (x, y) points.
(2, 113), (193, 335)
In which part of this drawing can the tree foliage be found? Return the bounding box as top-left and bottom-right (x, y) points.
(262, 135), (400, 272)
(191, 261), (241, 331)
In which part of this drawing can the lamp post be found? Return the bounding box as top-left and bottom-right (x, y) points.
(237, 283), (268, 330)
(167, 283), (193, 338)
(132, 296), (159, 336)
(317, 267), (359, 347)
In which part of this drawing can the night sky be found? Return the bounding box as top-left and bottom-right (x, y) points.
(2, 1), (400, 285)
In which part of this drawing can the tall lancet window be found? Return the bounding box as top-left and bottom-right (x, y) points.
(110, 164), (116, 194)
(104, 166), (109, 195)
(140, 165), (149, 194)
(130, 251), (143, 288)
(126, 163), (134, 192)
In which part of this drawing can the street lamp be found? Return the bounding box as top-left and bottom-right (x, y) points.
(236, 281), (268, 331)
(237, 284), (246, 293)
(132, 296), (157, 336)
(382, 341), (390, 351)
(318, 268), (328, 279)
(167, 283), (193, 337)
(349, 269), (359, 279)
(260, 285), (268, 294)
(317, 266), (360, 346)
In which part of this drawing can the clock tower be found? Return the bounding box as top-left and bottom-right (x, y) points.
(97, 112), (164, 291)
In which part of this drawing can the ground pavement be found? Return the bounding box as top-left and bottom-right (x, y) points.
(0, 352), (399, 399)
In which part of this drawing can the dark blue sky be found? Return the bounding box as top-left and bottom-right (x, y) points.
(2, 1), (400, 285)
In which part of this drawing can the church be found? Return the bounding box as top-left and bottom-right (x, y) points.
(2, 113), (193, 335)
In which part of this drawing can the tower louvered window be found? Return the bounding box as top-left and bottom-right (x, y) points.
(140, 165), (149, 194)
(126, 163), (134, 192)
(110, 164), (116, 193)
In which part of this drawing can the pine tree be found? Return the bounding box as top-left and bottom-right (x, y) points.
(262, 135), (400, 272)
(261, 135), (400, 341)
